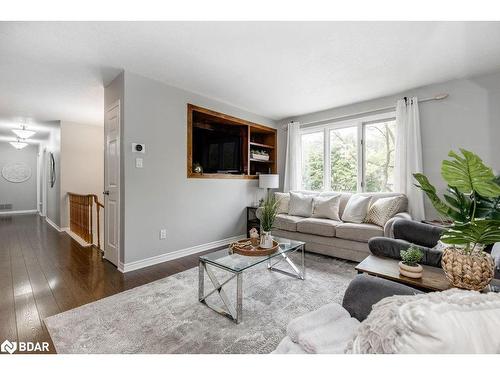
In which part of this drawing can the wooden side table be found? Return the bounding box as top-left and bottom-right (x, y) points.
(356, 255), (499, 293)
(421, 219), (452, 228)
(246, 206), (260, 235)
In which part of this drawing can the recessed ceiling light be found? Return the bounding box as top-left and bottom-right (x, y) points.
(12, 125), (36, 139)
(9, 140), (29, 149)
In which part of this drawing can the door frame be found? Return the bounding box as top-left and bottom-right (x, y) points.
(104, 100), (121, 267)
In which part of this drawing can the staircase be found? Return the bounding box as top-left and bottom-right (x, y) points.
(67, 192), (104, 251)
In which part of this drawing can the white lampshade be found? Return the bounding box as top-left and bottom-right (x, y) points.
(259, 174), (279, 189)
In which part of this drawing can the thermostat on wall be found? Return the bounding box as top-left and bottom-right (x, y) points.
(132, 143), (145, 153)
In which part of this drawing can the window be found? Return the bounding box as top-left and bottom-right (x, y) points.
(364, 121), (396, 192)
(330, 127), (358, 192)
(299, 114), (396, 192)
(301, 131), (324, 191)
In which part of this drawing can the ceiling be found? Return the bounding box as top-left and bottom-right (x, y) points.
(2, 21), (500, 126)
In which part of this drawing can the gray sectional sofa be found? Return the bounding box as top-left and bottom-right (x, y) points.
(270, 191), (411, 262)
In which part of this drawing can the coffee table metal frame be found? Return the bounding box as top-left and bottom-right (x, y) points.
(198, 240), (305, 323)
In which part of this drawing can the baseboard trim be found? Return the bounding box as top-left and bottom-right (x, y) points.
(45, 217), (63, 232)
(62, 227), (93, 248)
(118, 234), (246, 273)
(0, 209), (38, 216)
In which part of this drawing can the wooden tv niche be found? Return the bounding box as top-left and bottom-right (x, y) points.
(187, 104), (277, 179)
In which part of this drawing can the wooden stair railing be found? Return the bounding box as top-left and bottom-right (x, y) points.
(68, 192), (104, 250)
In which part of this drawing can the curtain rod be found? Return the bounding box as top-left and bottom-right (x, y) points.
(294, 93), (449, 129)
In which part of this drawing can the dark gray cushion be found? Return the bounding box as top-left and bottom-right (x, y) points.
(368, 237), (443, 267)
(393, 220), (443, 248)
(342, 274), (422, 321)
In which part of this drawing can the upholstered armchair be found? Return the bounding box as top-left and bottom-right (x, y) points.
(368, 219), (500, 279)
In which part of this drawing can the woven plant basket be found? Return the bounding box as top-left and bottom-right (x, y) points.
(441, 247), (494, 291)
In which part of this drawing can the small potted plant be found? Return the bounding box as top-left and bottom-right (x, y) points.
(259, 193), (279, 248)
(399, 246), (424, 279)
(414, 149), (500, 290)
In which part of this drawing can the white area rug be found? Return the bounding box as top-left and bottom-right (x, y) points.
(45, 252), (356, 353)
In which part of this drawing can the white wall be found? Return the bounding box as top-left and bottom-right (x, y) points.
(283, 71), (500, 219)
(0, 142), (38, 212)
(105, 71), (279, 265)
(60, 121), (104, 244)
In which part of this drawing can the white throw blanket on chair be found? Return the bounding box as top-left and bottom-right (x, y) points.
(273, 303), (360, 354)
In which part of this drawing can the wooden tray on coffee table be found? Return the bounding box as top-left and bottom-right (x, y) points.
(230, 238), (280, 256)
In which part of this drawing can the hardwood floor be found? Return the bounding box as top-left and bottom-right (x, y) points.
(0, 214), (210, 354)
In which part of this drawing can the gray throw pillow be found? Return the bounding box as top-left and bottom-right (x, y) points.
(312, 195), (341, 221)
(341, 194), (371, 223)
(274, 192), (290, 214)
(288, 192), (314, 217)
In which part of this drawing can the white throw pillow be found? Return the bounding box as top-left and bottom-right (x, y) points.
(274, 192), (290, 214)
(312, 195), (341, 221)
(341, 194), (371, 223)
(348, 289), (500, 354)
(288, 192), (314, 217)
(365, 195), (405, 227)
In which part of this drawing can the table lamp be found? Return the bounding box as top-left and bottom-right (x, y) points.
(259, 174), (279, 200)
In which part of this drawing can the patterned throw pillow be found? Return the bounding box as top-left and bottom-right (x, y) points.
(365, 196), (405, 227)
(274, 192), (290, 214)
(312, 195), (341, 221)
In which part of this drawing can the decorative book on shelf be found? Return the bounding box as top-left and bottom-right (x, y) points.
(187, 104), (277, 179)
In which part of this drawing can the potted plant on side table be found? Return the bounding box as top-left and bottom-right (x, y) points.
(399, 246), (424, 279)
(259, 193), (279, 249)
(414, 148), (500, 291)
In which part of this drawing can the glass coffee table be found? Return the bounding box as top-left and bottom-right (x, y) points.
(198, 237), (305, 323)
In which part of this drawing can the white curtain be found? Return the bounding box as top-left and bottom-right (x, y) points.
(283, 121), (301, 192)
(395, 97), (425, 221)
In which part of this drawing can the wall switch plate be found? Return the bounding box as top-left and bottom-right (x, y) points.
(160, 229), (167, 240)
(132, 143), (145, 153)
(135, 158), (143, 168)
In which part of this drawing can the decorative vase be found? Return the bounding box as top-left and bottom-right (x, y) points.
(441, 247), (494, 291)
(399, 261), (423, 279)
(193, 163), (203, 174)
(260, 231), (273, 249)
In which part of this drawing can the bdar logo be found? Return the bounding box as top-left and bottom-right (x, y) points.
(1, 340), (17, 354)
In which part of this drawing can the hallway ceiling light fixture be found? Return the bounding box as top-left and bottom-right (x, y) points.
(9, 138), (29, 149)
(12, 124), (36, 139)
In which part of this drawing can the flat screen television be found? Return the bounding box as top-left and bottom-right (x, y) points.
(192, 126), (243, 174)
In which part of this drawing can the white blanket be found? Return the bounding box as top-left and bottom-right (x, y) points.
(273, 303), (359, 354)
(299, 316), (360, 354)
(286, 303), (350, 343)
(273, 337), (307, 354)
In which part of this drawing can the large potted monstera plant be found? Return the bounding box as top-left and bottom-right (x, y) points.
(413, 149), (500, 291)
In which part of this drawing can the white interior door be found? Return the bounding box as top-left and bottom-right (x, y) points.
(104, 101), (120, 266)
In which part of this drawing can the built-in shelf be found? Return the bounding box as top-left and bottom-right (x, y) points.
(249, 142), (275, 149)
(249, 158), (274, 163)
(187, 104), (277, 179)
